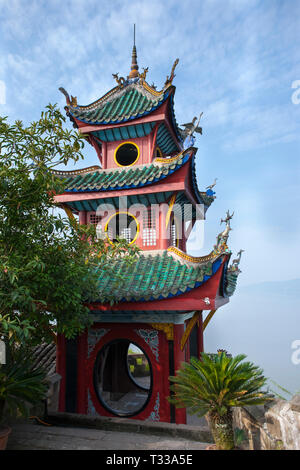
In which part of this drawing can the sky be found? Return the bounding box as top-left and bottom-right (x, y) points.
(0, 0), (299, 389)
(1, 0), (299, 286)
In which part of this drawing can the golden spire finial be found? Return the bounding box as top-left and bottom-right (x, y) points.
(129, 24), (139, 79)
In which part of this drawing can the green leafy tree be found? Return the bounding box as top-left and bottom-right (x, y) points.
(169, 352), (273, 450)
(0, 104), (139, 344)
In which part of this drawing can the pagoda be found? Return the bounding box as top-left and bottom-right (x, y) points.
(53, 39), (242, 424)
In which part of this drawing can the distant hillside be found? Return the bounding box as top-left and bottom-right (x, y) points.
(240, 279), (300, 298)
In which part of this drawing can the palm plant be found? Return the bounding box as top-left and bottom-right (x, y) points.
(0, 343), (47, 424)
(169, 352), (273, 450)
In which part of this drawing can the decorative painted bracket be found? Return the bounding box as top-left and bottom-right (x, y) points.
(151, 323), (174, 341)
(165, 193), (177, 228)
(135, 329), (159, 362)
(180, 311), (201, 351)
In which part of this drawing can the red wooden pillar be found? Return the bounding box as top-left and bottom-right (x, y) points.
(184, 318), (190, 362)
(173, 323), (186, 424)
(159, 203), (169, 249)
(150, 123), (159, 160)
(102, 142), (107, 169)
(79, 211), (87, 225)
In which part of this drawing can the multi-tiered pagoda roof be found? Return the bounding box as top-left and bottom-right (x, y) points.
(54, 45), (242, 313)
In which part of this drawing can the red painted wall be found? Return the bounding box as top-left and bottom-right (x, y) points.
(85, 201), (185, 251)
(59, 323), (179, 423)
(173, 324), (186, 424)
(106, 136), (151, 168)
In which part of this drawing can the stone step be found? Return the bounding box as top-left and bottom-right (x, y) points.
(7, 422), (210, 451)
(47, 411), (213, 443)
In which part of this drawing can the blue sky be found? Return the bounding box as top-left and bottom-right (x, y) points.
(0, 0), (299, 287)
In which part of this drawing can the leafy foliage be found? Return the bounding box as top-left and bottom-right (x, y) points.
(0, 104), (139, 344)
(169, 352), (273, 417)
(169, 352), (273, 449)
(0, 343), (48, 423)
(234, 427), (248, 447)
(269, 379), (300, 401)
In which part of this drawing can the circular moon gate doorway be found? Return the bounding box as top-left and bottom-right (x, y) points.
(93, 339), (152, 417)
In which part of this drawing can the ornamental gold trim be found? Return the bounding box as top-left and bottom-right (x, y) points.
(167, 246), (218, 263)
(142, 81), (165, 97)
(165, 193), (177, 228)
(51, 165), (101, 176)
(154, 149), (185, 164)
(151, 323), (174, 341)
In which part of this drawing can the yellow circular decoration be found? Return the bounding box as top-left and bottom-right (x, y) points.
(104, 211), (140, 245)
(114, 141), (140, 167)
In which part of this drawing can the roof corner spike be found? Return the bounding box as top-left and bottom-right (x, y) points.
(58, 87), (70, 105)
(164, 58), (179, 88)
(129, 24), (139, 79)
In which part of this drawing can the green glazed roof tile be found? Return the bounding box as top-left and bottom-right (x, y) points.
(69, 85), (168, 125)
(92, 250), (224, 304)
(56, 150), (191, 193)
(224, 269), (240, 297)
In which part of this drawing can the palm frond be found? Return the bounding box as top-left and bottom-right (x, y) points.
(168, 353), (272, 416)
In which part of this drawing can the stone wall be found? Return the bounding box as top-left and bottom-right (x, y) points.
(233, 395), (300, 450)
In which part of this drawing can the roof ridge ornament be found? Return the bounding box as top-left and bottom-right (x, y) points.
(164, 58), (179, 88)
(129, 24), (139, 79)
(139, 67), (148, 83)
(58, 87), (78, 107)
(205, 177), (217, 197)
(213, 210), (234, 254)
(206, 178), (217, 191)
(112, 72), (126, 88)
(229, 249), (245, 273)
(220, 210), (234, 226)
(180, 112), (203, 148)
